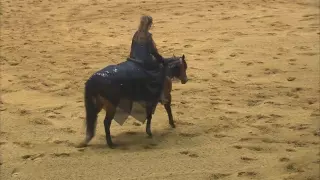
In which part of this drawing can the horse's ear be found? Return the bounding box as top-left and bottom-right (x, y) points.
(182, 54), (185, 60)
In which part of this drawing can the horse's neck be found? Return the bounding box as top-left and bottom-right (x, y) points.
(165, 68), (174, 79)
(164, 58), (179, 79)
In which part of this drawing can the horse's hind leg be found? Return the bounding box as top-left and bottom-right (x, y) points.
(102, 101), (116, 148)
(146, 104), (154, 137)
(77, 96), (101, 148)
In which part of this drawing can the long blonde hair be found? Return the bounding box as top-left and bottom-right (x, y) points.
(134, 15), (153, 43)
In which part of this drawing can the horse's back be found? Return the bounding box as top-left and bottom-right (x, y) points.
(85, 59), (163, 104)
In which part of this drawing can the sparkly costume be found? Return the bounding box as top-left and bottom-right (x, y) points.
(84, 31), (166, 123)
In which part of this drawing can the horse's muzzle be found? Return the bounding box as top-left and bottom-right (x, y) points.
(181, 77), (188, 84)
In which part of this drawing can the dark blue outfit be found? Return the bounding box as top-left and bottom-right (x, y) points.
(126, 31), (166, 101)
(85, 31), (165, 108)
(127, 31), (164, 70)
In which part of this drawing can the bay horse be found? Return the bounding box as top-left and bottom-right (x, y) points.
(77, 54), (188, 148)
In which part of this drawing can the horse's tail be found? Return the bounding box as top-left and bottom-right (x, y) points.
(84, 80), (98, 139)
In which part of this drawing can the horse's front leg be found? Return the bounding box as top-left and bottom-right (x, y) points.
(163, 79), (175, 128)
(164, 94), (175, 128)
(146, 105), (153, 137)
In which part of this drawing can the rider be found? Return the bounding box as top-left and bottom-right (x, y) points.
(127, 15), (169, 104)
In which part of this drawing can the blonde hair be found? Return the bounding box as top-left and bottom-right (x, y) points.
(134, 15), (153, 43)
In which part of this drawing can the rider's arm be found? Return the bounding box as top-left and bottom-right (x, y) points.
(149, 35), (164, 64)
(129, 39), (134, 58)
(129, 32), (137, 58)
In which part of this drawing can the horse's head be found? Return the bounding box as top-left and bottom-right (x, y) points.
(165, 54), (188, 84)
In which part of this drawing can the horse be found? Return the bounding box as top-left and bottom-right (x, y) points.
(77, 54), (188, 148)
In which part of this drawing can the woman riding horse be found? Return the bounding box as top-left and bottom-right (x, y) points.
(127, 15), (170, 104)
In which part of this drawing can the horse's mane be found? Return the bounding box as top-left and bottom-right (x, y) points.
(164, 56), (187, 68)
(163, 56), (187, 78)
(164, 56), (181, 68)
(164, 57), (178, 65)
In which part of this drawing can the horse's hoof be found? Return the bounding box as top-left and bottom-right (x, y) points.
(108, 143), (117, 149)
(107, 140), (117, 149)
(146, 130), (153, 137)
(76, 142), (87, 148)
(170, 124), (176, 128)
